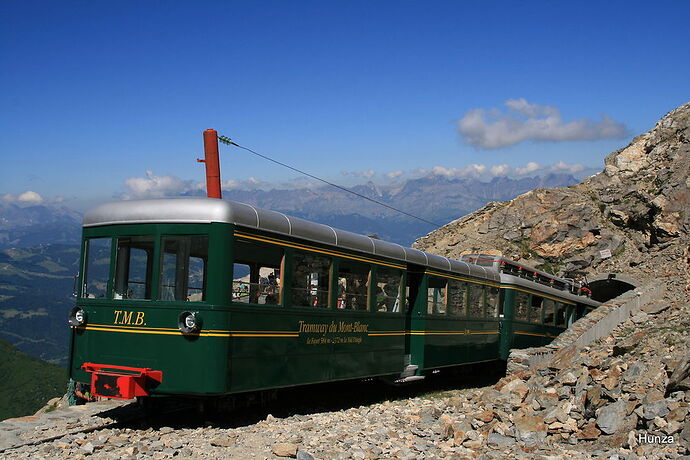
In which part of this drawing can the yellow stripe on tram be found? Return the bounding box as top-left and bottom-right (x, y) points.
(77, 325), (300, 338)
(514, 331), (551, 338)
(76, 324), (503, 338)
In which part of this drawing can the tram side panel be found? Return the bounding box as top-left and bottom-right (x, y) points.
(500, 283), (577, 356)
(409, 273), (501, 373)
(225, 231), (406, 394)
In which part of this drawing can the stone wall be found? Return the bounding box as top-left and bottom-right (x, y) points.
(507, 280), (666, 374)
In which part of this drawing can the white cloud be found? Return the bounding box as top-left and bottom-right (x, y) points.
(385, 170), (404, 179)
(220, 179), (240, 190)
(489, 164), (510, 176)
(419, 161), (590, 180)
(341, 169), (376, 180)
(549, 161), (586, 174)
(279, 177), (323, 189)
(458, 98), (627, 149)
(123, 171), (270, 199)
(18, 191), (44, 204)
(230, 177), (268, 190)
(430, 164), (487, 179)
(1, 190), (44, 204)
(123, 170), (195, 199)
(514, 162), (541, 175)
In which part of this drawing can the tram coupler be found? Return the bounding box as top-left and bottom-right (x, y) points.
(81, 362), (163, 400)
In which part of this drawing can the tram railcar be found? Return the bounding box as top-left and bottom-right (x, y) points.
(68, 198), (599, 400)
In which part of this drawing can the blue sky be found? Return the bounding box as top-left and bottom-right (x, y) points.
(1, 0), (688, 210)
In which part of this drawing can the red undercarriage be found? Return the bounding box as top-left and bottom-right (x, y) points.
(81, 363), (163, 399)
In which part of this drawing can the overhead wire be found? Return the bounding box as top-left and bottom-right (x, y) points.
(217, 134), (494, 248)
(218, 135), (445, 228)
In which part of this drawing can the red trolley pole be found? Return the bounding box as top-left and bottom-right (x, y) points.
(200, 129), (222, 199)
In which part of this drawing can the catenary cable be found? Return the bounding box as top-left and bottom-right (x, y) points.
(218, 135), (444, 228)
(218, 135), (495, 248)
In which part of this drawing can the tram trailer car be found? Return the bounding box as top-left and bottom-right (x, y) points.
(68, 198), (599, 400)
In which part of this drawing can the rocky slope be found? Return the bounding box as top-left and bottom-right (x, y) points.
(414, 102), (690, 287)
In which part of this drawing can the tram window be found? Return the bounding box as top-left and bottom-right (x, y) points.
(426, 277), (447, 315)
(514, 291), (529, 321)
(82, 237), (112, 298)
(529, 295), (543, 323)
(113, 236), (154, 300)
(468, 285), (485, 317)
(232, 239), (283, 305)
(232, 263), (251, 303)
(447, 280), (467, 316)
(543, 299), (555, 325)
(292, 251), (330, 308)
(337, 261), (370, 310)
(159, 236), (208, 302)
(376, 267), (403, 312)
(487, 286), (500, 317)
(555, 302), (566, 327)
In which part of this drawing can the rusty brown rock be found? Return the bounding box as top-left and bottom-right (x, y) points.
(601, 373), (619, 391)
(576, 422), (601, 440)
(513, 415), (547, 446)
(272, 443), (298, 458)
(475, 410), (494, 423)
(589, 369), (606, 381)
(499, 378), (529, 401)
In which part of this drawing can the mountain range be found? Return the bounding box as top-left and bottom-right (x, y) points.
(221, 173), (579, 244)
(0, 203), (81, 249)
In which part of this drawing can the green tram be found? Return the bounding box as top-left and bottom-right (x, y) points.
(68, 198), (599, 400)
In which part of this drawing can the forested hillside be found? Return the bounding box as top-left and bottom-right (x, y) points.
(0, 339), (67, 421)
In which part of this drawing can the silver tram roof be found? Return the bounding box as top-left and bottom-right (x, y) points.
(83, 198), (499, 282)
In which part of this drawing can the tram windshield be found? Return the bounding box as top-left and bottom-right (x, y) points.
(114, 236), (155, 300)
(80, 234), (208, 302)
(82, 237), (112, 298)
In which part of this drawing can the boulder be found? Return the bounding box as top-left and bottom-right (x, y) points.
(642, 400), (669, 420)
(641, 301), (670, 315)
(622, 361), (646, 383)
(680, 420), (690, 447)
(272, 443), (299, 458)
(486, 432), (516, 447)
(499, 378), (529, 401)
(513, 415), (547, 446)
(667, 345), (690, 392)
(576, 421), (601, 440)
(596, 401), (630, 435)
(558, 371), (578, 386)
